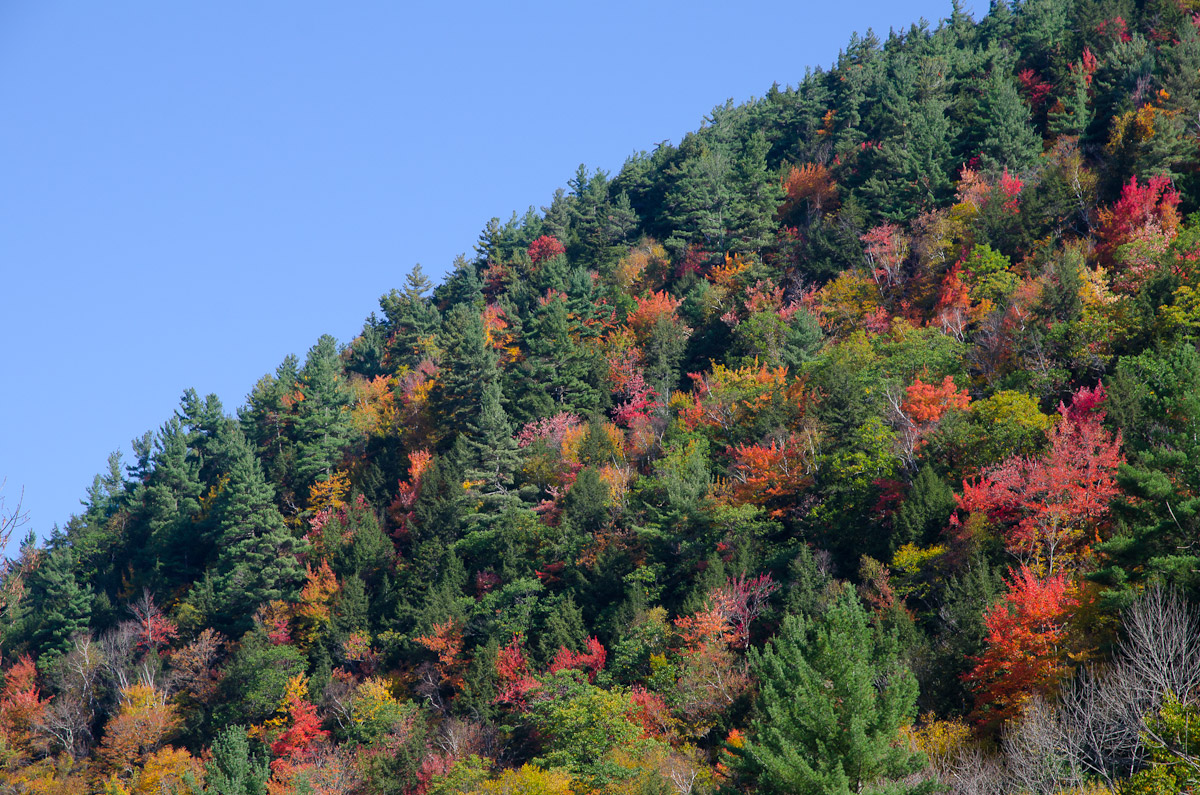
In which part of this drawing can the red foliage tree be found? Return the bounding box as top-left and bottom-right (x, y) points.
(494, 634), (540, 709)
(0, 655), (46, 751)
(965, 566), (1077, 731)
(528, 235), (566, 264)
(128, 589), (179, 656)
(270, 692), (328, 766)
(414, 619), (467, 691)
(388, 448), (432, 540)
(708, 574), (779, 649)
(861, 223), (910, 288)
(1016, 69), (1053, 107)
(548, 637), (607, 683)
(1096, 175), (1180, 267)
(628, 686), (674, 740)
(957, 385), (1122, 574)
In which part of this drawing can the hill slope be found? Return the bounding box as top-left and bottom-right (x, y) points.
(4, 1), (1200, 792)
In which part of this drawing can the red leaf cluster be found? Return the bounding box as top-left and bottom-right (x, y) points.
(548, 637), (607, 683)
(528, 235), (566, 264)
(958, 385), (1122, 574)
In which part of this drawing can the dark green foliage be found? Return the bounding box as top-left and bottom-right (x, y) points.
(11, 545), (92, 664)
(740, 585), (932, 794)
(293, 334), (352, 491)
(208, 429), (305, 633)
(893, 465), (957, 549)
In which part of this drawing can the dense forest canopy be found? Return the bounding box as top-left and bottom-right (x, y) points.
(4, 0), (1200, 792)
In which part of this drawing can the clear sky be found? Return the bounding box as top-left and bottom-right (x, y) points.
(0, 0), (979, 541)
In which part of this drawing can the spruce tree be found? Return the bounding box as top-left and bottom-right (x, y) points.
(141, 415), (205, 590)
(972, 67), (1043, 172)
(464, 377), (521, 513)
(210, 429), (305, 633)
(741, 585), (932, 795)
(512, 296), (597, 420)
(203, 725), (269, 795)
(435, 303), (496, 435)
(893, 465), (957, 550)
(18, 545), (92, 663)
(240, 354), (300, 497)
(380, 264), (441, 372)
(293, 334), (352, 491)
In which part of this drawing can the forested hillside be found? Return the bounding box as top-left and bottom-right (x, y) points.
(4, 1), (1200, 792)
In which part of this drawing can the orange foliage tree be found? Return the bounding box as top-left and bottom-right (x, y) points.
(779, 163), (838, 225)
(0, 655), (47, 753)
(98, 683), (180, 778)
(891, 375), (971, 469)
(725, 433), (814, 517)
(965, 566), (1078, 732)
(415, 618), (468, 692)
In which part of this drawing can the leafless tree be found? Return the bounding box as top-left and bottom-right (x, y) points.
(35, 693), (92, 760)
(320, 671), (356, 734)
(99, 621), (141, 694)
(1001, 696), (1085, 794)
(35, 633), (106, 759)
(0, 480), (36, 624)
(166, 628), (226, 707)
(433, 717), (496, 761)
(1116, 586), (1200, 707)
(943, 745), (1007, 795)
(1054, 663), (1141, 785)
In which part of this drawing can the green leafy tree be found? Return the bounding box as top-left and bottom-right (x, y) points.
(740, 584), (933, 795)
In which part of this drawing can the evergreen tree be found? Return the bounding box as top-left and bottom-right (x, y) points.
(203, 725), (269, 795)
(511, 295), (598, 421)
(535, 594), (588, 665)
(293, 334), (352, 491)
(410, 439), (469, 547)
(240, 354), (300, 497)
(209, 429), (305, 633)
(859, 52), (956, 219)
(1097, 344), (1200, 604)
(893, 465), (957, 549)
(740, 585), (932, 795)
(16, 545), (92, 663)
(380, 264), (441, 372)
(140, 416), (204, 591)
(973, 67), (1043, 172)
(728, 130), (783, 252)
(662, 133), (736, 256)
(435, 303), (496, 437)
(464, 376), (521, 513)
(1048, 60), (1092, 138)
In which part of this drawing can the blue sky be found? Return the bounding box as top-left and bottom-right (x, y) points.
(0, 0), (978, 540)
